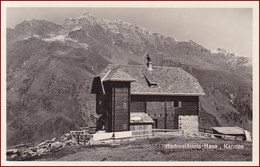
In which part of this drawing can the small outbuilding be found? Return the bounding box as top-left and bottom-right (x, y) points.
(130, 112), (154, 137)
(212, 126), (251, 141)
(91, 55), (205, 133)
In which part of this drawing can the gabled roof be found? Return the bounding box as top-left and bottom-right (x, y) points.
(96, 64), (205, 96)
(130, 112), (154, 124)
(102, 68), (136, 82)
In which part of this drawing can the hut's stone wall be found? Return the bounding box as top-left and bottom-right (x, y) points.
(178, 115), (198, 132)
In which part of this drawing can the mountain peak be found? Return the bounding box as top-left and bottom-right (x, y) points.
(79, 11), (95, 19)
(212, 48), (251, 67)
(9, 19), (62, 41)
(82, 11), (92, 16)
(63, 11), (97, 28)
(214, 48), (227, 54)
(213, 48), (241, 58)
(14, 19), (60, 29)
(189, 40), (198, 46)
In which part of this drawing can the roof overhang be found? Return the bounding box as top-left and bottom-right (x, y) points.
(131, 92), (206, 96)
(103, 79), (136, 82)
(130, 112), (154, 124)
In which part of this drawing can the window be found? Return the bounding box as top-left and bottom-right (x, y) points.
(153, 119), (158, 128)
(174, 101), (182, 108)
(167, 101), (182, 109)
(174, 101), (178, 107)
(144, 75), (158, 88)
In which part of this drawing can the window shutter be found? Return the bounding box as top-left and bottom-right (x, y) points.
(178, 101), (182, 107)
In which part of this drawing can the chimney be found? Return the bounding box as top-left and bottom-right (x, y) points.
(146, 54), (152, 71)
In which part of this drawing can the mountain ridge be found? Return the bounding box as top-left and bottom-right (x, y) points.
(6, 12), (252, 146)
(8, 15), (251, 73)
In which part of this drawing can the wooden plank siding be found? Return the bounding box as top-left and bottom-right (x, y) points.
(146, 102), (165, 129)
(114, 87), (129, 131)
(96, 89), (199, 132)
(130, 101), (146, 113)
(104, 82), (130, 132)
(131, 95), (199, 129)
(166, 107), (175, 129)
(103, 82), (112, 132)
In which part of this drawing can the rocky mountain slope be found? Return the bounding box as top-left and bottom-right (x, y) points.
(6, 12), (252, 146)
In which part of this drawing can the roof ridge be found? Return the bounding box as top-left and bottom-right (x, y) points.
(106, 68), (119, 80)
(101, 69), (111, 81)
(107, 63), (182, 69)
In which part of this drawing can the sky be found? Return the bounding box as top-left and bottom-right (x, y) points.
(7, 8), (253, 58)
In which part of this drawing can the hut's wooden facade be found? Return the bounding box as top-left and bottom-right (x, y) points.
(91, 56), (205, 132)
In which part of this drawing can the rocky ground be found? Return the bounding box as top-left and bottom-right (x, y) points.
(7, 133), (81, 161)
(8, 135), (252, 161)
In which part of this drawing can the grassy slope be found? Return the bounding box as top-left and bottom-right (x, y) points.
(6, 38), (109, 145)
(192, 68), (252, 131)
(36, 136), (252, 161)
(161, 58), (252, 131)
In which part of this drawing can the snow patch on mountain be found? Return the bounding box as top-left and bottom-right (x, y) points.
(42, 35), (89, 49)
(213, 48), (251, 67)
(43, 35), (67, 42)
(72, 26), (83, 31)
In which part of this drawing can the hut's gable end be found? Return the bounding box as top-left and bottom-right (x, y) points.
(91, 76), (104, 94)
